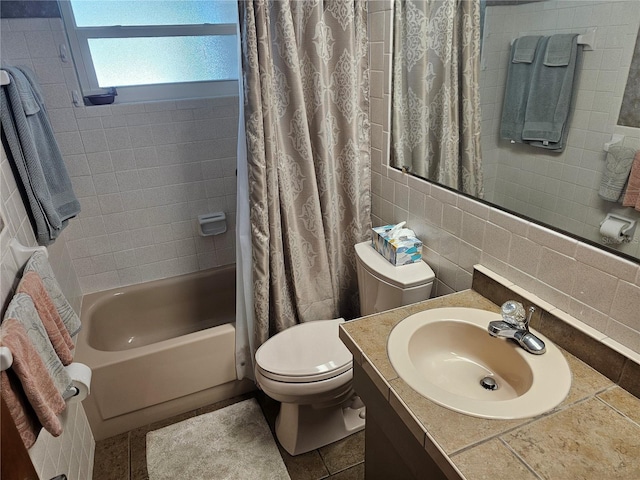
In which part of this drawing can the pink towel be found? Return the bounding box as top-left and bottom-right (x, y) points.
(622, 150), (640, 211)
(0, 318), (66, 448)
(16, 271), (74, 365)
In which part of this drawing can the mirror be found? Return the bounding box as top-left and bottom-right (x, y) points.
(391, 0), (640, 262)
(618, 27), (640, 128)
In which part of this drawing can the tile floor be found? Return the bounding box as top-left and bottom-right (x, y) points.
(92, 392), (365, 480)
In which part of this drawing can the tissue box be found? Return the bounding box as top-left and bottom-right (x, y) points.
(371, 225), (423, 266)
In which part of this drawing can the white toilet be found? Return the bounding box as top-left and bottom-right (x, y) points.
(254, 240), (435, 455)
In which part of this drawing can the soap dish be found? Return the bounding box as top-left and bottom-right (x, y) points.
(85, 87), (117, 106)
(86, 94), (114, 105)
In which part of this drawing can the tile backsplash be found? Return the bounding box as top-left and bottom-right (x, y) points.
(1, 16), (238, 294)
(368, 1), (640, 357)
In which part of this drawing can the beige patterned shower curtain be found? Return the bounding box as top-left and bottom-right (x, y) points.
(239, 0), (371, 348)
(391, 0), (483, 197)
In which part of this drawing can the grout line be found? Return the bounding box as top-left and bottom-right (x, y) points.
(325, 461), (365, 478)
(498, 437), (545, 480)
(594, 391), (640, 429)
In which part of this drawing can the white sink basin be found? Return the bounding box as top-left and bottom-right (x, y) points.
(387, 307), (571, 419)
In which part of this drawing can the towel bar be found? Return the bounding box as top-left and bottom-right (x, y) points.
(577, 28), (596, 52)
(9, 238), (48, 267)
(0, 69), (9, 86)
(510, 27), (596, 51)
(604, 134), (624, 152)
(0, 347), (13, 371)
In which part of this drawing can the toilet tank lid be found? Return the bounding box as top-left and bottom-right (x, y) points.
(355, 241), (435, 289)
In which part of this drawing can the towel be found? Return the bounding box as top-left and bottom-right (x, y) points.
(500, 36), (542, 143)
(521, 34), (579, 152)
(544, 34), (576, 66)
(17, 271), (74, 365)
(599, 146), (637, 202)
(24, 250), (81, 337)
(3, 293), (73, 398)
(513, 35), (541, 63)
(0, 66), (80, 246)
(621, 150), (640, 210)
(0, 318), (66, 448)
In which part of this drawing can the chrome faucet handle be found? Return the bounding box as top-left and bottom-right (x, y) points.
(490, 303), (545, 355)
(500, 301), (526, 329)
(524, 306), (535, 331)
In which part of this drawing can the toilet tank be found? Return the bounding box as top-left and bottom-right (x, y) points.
(355, 241), (435, 316)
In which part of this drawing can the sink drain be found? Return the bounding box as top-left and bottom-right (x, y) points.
(480, 376), (498, 391)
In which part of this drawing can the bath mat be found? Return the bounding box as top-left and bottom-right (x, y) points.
(146, 398), (291, 480)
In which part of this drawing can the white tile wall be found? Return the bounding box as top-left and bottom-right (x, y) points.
(1, 17), (238, 294)
(369, 1), (640, 355)
(1, 143), (94, 477)
(480, 0), (640, 258)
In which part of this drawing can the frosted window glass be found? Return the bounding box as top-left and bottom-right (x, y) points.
(88, 36), (238, 87)
(70, 0), (237, 27)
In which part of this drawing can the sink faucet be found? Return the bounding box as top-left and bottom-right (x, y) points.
(488, 301), (546, 355)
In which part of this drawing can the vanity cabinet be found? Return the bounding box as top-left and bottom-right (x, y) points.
(353, 362), (452, 480)
(340, 277), (640, 480)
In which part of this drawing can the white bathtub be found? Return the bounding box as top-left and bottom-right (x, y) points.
(76, 266), (254, 440)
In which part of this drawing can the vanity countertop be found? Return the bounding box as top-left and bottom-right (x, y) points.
(339, 290), (640, 480)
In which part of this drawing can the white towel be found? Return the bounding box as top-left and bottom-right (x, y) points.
(599, 145), (637, 202)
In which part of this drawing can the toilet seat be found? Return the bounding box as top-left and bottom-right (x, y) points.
(255, 318), (352, 383)
(255, 367), (354, 402)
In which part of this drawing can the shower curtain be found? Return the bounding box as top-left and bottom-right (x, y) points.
(236, 0), (370, 380)
(391, 0), (483, 197)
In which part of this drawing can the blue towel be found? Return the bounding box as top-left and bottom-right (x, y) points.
(0, 66), (80, 245)
(544, 34), (575, 66)
(499, 36), (542, 143)
(521, 34), (579, 151)
(513, 36), (541, 63)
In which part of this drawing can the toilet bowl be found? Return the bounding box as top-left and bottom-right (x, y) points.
(254, 240), (435, 455)
(254, 318), (365, 456)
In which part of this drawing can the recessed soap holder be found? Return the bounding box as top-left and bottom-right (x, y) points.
(198, 212), (226, 236)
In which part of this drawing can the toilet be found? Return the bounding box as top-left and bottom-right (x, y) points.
(254, 240), (435, 455)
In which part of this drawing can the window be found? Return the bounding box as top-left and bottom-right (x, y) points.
(59, 0), (238, 104)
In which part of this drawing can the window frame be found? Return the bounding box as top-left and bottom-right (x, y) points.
(58, 0), (238, 104)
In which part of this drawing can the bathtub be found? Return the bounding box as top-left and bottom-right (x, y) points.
(76, 266), (254, 440)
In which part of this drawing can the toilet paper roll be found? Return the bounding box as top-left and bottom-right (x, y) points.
(65, 362), (92, 402)
(600, 217), (628, 243)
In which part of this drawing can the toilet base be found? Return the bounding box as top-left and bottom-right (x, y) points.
(275, 394), (366, 456)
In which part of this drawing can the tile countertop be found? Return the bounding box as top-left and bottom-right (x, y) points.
(339, 290), (640, 480)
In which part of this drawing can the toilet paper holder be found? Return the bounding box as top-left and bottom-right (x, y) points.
(600, 213), (637, 243)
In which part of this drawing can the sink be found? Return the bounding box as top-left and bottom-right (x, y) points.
(387, 307), (571, 419)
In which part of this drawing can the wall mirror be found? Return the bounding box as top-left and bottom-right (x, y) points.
(390, 0), (640, 263)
